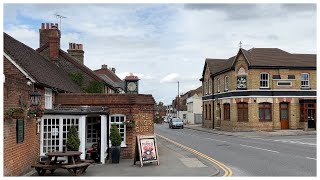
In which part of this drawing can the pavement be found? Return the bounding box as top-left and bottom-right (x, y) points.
(27, 136), (220, 176)
(184, 124), (316, 137)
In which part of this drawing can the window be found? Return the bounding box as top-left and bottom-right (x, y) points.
(259, 103), (272, 121)
(209, 80), (212, 94)
(41, 117), (79, 154)
(238, 103), (248, 122)
(225, 76), (229, 91)
(109, 115), (126, 147)
(260, 73), (269, 88)
(209, 104), (211, 119)
(217, 79), (220, 93)
(205, 105), (207, 119)
(205, 81), (208, 95)
(223, 103), (230, 120)
(301, 73), (310, 87)
(45, 88), (53, 109)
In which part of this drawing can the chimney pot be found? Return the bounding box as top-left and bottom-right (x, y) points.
(102, 64), (108, 69)
(46, 23), (49, 29)
(41, 23), (45, 29)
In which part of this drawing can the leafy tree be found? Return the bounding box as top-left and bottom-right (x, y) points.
(66, 125), (80, 151)
(110, 124), (122, 146)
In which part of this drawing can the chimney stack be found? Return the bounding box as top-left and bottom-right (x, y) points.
(40, 23), (61, 65)
(101, 64), (108, 69)
(67, 43), (84, 64)
(111, 68), (116, 73)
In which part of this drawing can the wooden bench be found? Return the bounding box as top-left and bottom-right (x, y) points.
(31, 164), (61, 176)
(61, 163), (90, 176)
(39, 159), (66, 165)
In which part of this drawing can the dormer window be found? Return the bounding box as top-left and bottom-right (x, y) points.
(260, 73), (269, 88)
(45, 88), (53, 109)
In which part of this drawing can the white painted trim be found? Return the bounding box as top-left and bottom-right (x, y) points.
(202, 96), (316, 102)
(260, 72), (270, 88)
(202, 89), (316, 97)
(40, 118), (44, 158)
(100, 115), (107, 164)
(272, 79), (296, 81)
(3, 52), (36, 83)
(79, 116), (86, 160)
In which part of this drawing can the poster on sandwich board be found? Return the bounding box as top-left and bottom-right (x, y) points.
(133, 134), (160, 167)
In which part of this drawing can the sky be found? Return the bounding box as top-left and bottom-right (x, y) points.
(3, 3), (317, 105)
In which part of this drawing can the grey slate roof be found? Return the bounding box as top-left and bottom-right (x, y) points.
(4, 32), (82, 93)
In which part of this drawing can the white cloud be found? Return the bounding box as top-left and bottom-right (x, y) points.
(160, 73), (180, 83)
(5, 24), (39, 48)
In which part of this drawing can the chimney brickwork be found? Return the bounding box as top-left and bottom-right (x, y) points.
(39, 23), (61, 65)
(67, 43), (84, 64)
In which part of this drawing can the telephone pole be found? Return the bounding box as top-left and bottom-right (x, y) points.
(177, 81), (179, 118)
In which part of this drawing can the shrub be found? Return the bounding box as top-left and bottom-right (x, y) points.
(66, 125), (80, 151)
(110, 124), (122, 146)
(86, 81), (104, 93)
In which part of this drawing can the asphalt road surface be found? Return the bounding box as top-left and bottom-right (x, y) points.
(155, 124), (317, 176)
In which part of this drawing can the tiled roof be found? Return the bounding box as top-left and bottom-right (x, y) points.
(4, 32), (82, 93)
(205, 48), (316, 77)
(98, 74), (120, 89)
(94, 68), (123, 83)
(36, 43), (104, 83)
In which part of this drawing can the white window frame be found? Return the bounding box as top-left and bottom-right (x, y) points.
(260, 73), (269, 88)
(109, 114), (126, 147)
(217, 78), (220, 93)
(40, 116), (80, 156)
(225, 76), (229, 91)
(209, 79), (212, 94)
(45, 88), (53, 109)
(301, 73), (310, 87)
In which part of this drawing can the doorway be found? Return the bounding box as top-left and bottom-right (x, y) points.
(280, 103), (289, 129)
(308, 108), (316, 129)
(86, 117), (101, 162)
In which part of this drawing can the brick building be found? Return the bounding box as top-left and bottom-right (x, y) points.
(201, 48), (316, 131)
(3, 32), (81, 176)
(3, 24), (156, 176)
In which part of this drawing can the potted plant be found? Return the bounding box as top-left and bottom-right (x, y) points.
(66, 125), (80, 151)
(110, 123), (122, 163)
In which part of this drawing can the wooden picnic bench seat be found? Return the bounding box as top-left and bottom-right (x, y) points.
(39, 159), (66, 165)
(81, 159), (95, 164)
(31, 164), (61, 176)
(61, 163), (90, 176)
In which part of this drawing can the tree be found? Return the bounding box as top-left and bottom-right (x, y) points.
(110, 124), (122, 146)
(66, 125), (80, 151)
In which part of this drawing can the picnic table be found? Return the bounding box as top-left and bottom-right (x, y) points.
(31, 151), (91, 176)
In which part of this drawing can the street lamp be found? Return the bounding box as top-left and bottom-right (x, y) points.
(177, 81), (179, 118)
(30, 90), (41, 106)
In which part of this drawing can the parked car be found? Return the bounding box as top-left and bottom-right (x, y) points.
(169, 118), (184, 129)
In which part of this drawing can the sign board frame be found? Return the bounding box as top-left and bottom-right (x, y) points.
(133, 134), (160, 167)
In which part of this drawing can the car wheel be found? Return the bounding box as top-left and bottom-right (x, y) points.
(181, 126), (184, 129)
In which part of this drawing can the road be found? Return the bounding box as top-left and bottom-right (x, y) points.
(155, 124), (317, 176)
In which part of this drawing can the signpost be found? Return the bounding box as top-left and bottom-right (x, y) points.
(133, 134), (160, 167)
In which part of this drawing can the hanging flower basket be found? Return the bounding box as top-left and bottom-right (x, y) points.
(9, 109), (28, 119)
(28, 106), (45, 118)
(123, 120), (135, 128)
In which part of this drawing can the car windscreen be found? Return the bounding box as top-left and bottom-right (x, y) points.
(172, 119), (182, 122)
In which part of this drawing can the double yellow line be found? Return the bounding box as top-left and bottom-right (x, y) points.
(156, 134), (232, 177)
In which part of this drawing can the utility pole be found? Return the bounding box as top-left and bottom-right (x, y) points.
(177, 81), (179, 118)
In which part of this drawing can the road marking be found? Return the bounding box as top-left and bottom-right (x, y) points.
(156, 133), (233, 177)
(273, 140), (316, 146)
(205, 137), (228, 143)
(239, 144), (280, 153)
(305, 157), (317, 160)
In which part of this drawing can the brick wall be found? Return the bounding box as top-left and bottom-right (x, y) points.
(4, 57), (40, 176)
(55, 93), (155, 159)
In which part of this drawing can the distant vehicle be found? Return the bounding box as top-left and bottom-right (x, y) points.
(169, 118), (184, 129)
(164, 116), (171, 123)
